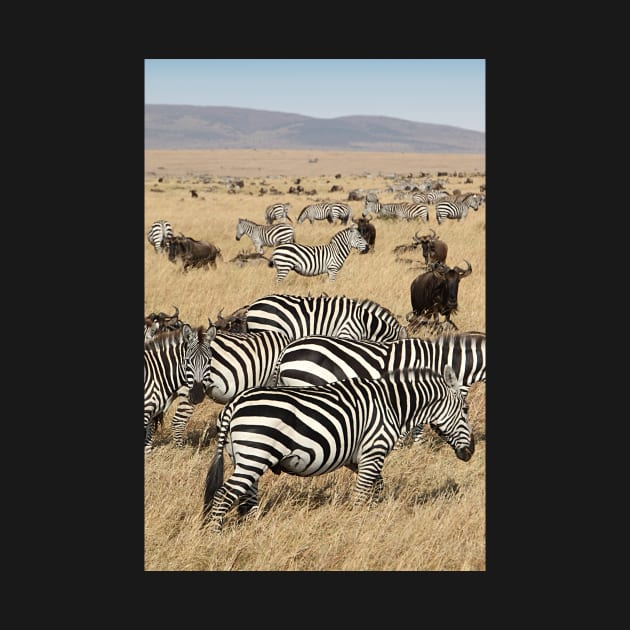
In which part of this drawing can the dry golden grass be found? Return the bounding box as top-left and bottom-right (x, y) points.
(144, 150), (486, 571)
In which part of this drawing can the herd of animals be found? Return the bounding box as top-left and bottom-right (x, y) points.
(145, 180), (486, 533)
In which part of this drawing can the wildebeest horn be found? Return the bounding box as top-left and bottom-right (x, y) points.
(208, 317), (214, 328)
(430, 228), (436, 239)
(171, 306), (179, 320)
(413, 230), (422, 242)
(455, 260), (472, 277)
(217, 308), (224, 319)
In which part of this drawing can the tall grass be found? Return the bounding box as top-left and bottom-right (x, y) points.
(144, 151), (485, 571)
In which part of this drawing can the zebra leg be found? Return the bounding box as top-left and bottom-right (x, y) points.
(171, 398), (194, 448)
(144, 418), (154, 455)
(352, 457), (387, 506)
(411, 424), (426, 444)
(237, 479), (260, 518)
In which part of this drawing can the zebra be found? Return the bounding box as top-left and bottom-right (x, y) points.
(412, 190), (450, 205)
(268, 225), (368, 282)
(144, 324), (215, 454)
(273, 331), (486, 445)
(147, 220), (174, 254)
(244, 293), (407, 342)
(264, 203), (293, 225)
(235, 218), (295, 254)
(202, 329), (291, 405)
(435, 193), (482, 225)
(362, 198), (428, 222)
(297, 202), (353, 225)
(201, 365), (474, 532)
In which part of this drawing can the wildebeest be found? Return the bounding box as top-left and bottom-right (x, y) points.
(407, 261), (472, 333)
(144, 305), (184, 342)
(352, 215), (376, 254)
(412, 229), (448, 269)
(213, 306), (249, 333)
(166, 235), (222, 271)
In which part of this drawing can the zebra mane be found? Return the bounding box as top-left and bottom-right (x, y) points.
(355, 297), (397, 317)
(144, 326), (186, 351)
(428, 330), (486, 342)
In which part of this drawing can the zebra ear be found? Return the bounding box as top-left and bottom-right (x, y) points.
(443, 365), (460, 390)
(182, 323), (194, 342)
(204, 325), (217, 343)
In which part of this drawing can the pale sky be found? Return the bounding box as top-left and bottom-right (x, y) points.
(145, 59), (485, 133)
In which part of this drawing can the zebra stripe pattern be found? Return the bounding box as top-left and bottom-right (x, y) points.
(264, 202), (293, 224)
(235, 218), (295, 254)
(203, 329), (291, 404)
(244, 293), (406, 342)
(435, 193), (482, 224)
(147, 220), (174, 253)
(412, 190), (450, 205)
(273, 332), (485, 444)
(297, 202), (353, 224)
(202, 366), (473, 532)
(363, 199), (428, 222)
(144, 325), (215, 454)
(268, 225), (367, 282)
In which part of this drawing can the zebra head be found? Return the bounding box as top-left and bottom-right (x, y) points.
(182, 324), (217, 404)
(428, 365), (475, 462)
(348, 225), (369, 253)
(235, 218), (248, 241)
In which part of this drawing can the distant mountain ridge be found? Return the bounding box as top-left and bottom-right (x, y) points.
(145, 105), (484, 153)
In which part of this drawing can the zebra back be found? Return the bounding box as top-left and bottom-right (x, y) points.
(275, 332), (485, 389)
(236, 218), (295, 252)
(264, 203), (292, 224)
(245, 293), (404, 342)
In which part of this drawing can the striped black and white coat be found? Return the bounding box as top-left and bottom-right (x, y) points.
(244, 293), (407, 342)
(144, 325), (215, 454)
(268, 225), (367, 282)
(362, 198), (428, 222)
(435, 193), (482, 225)
(297, 202), (353, 225)
(264, 203), (293, 225)
(272, 331), (485, 445)
(412, 190), (450, 205)
(147, 219), (174, 253)
(235, 218), (295, 254)
(202, 366), (474, 532)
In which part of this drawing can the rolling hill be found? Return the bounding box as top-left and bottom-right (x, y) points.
(145, 105), (484, 153)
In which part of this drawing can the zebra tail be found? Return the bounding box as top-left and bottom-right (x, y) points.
(202, 448), (224, 522)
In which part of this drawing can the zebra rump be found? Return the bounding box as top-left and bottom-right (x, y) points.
(202, 366), (473, 532)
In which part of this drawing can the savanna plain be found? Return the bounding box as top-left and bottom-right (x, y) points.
(144, 149), (486, 571)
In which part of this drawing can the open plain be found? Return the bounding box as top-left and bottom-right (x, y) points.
(144, 149), (486, 571)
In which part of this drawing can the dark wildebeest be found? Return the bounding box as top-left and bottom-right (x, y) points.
(144, 305), (184, 342)
(352, 214), (376, 254)
(412, 229), (448, 269)
(213, 305), (249, 333)
(407, 261), (472, 333)
(166, 235), (222, 271)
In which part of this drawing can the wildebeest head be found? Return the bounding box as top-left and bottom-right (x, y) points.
(433, 260), (472, 314)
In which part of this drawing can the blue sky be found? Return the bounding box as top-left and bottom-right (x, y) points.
(145, 59), (485, 133)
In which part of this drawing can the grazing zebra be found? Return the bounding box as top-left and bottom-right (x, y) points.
(273, 332), (486, 445)
(235, 218), (295, 254)
(144, 324), (215, 454)
(264, 203), (293, 225)
(435, 193), (482, 225)
(202, 366), (474, 532)
(297, 202), (353, 225)
(362, 198), (428, 222)
(268, 225), (368, 282)
(147, 220), (174, 253)
(412, 190), (450, 205)
(244, 293), (407, 342)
